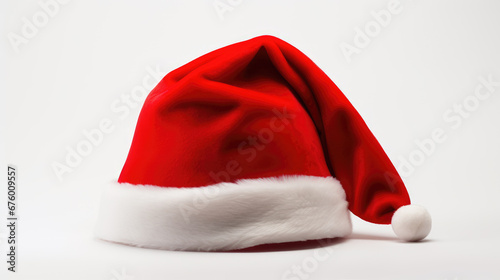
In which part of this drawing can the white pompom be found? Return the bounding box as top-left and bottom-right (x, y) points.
(391, 205), (431, 242)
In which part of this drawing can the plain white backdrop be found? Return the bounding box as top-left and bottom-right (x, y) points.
(1, 0), (500, 279)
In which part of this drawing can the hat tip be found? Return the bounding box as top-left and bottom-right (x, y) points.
(391, 204), (432, 242)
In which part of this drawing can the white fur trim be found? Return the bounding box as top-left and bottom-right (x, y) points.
(95, 176), (352, 251)
(391, 205), (432, 242)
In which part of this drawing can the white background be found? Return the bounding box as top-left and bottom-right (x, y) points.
(1, 0), (500, 279)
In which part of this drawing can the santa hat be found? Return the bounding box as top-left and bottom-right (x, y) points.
(95, 35), (431, 251)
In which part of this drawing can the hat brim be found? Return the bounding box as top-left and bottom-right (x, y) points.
(95, 175), (352, 251)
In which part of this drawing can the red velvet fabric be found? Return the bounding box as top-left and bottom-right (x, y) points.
(118, 35), (410, 224)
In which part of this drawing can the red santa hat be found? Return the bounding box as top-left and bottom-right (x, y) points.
(95, 35), (431, 251)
